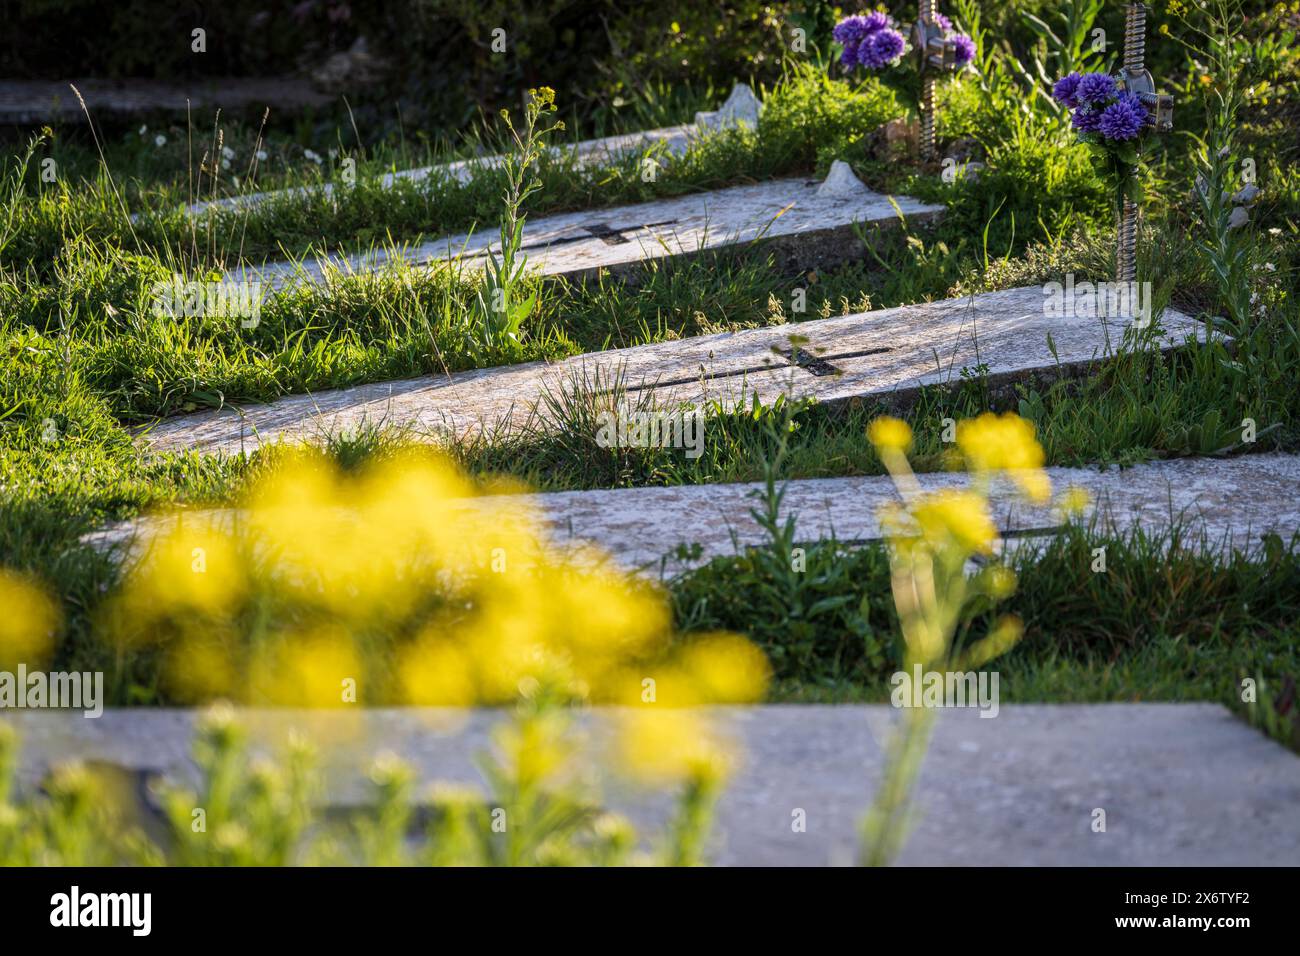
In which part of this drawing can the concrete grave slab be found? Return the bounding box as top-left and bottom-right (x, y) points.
(5, 704), (1298, 865)
(230, 169), (945, 291)
(138, 285), (1202, 457)
(183, 84), (761, 218)
(84, 453), (1300, 573)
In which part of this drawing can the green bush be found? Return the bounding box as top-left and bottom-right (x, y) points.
(758, 62), (902, 173)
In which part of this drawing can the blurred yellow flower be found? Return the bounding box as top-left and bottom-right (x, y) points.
(912, 489), (997, 554)
(1013, 467), (1053, 505)
(956, 412), (1045, 474)
(868, 416), (913, 453)
(0, 569), (59, 669)
(110, 516), (246, 642)
(102, 446), (770, 730)
(616, 710), (732, 786)
(1059, 485), (1092, 517)
(249, 627), (361, 707)
(676, 633), (771, 704)
(980, 564), (1018, 600)
(162, 629), (239, 702)
(495, 710), (570, 785)
(398, 636), (476, 706)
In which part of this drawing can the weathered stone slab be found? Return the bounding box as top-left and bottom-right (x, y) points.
(138, 286), (1201, 457)
(231, 167), (944, 290)
(6, 704), (1298, 865)
(184, 84), (761, 217)
(84, 453), (1300, 572)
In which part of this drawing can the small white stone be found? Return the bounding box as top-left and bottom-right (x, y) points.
(815, 160), (871, 199)
(694, 83), (763, 131)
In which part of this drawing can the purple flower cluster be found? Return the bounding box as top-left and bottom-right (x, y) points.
(951, 33), (975, 67)
(928, 11), (975, 68)
(834, 8), (975, 73)
(1052, 70), (1147, 142)
(834, 11), (906, 70)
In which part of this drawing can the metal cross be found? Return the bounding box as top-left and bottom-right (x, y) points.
(1115, 2), (1174, 283)
(911, 0), (963, 161)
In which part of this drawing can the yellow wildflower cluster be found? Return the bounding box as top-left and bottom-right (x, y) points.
(866, 412), (1060, 668)
(97, 449), (768, 785)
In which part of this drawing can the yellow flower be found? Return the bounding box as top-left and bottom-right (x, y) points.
(110, 515), (246, 641)
(868, 416), (913, 453)
(0, 569), (59, 669)
(1013, 467), (1053, 505)
(1059, 485), (1092, 517)
(980, 564), (1018, 600)
(398, 635), (476, 706)
(956, 412), (1045, 474)
(616, 710), (732, 786)
(911, 489), (997, 555)
(249, 627), (362, 707)
(162, 629), (239, 702)
(676, 632), (771, 704)
(495, 710), (570, 785)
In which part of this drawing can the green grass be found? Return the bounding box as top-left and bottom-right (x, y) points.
(1, 1), (1298, 713)
(680, 519), (1300, 695)
(4, 64), (901, 279)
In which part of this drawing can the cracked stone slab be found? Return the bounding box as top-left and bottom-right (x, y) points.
(138, 286), (1201, 458)
(230, 171), (944, 290)
(183, 84), (760, 218)
(4, 704), (1297, 865)
(84, 453), (1300, 573)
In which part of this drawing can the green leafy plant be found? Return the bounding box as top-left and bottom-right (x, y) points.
(464, 87), (564, 355)
(1183, 1), (1253, 332)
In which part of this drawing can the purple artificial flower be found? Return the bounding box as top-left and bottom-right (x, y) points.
(932, 12), (952, 31)
(1076, 72), (1118, 107)
(862, 11), (892, 34)
(835, 11), (905, 71)
(833, 15), (873, 47)
(1052, 72), (1083, 108)
(1097, 91), (1147, 141)
(951, 33), (975, 67)
(835, 12), (893, 68)
(1071, 105), (1103, 134)
(859, 27), (906, 69)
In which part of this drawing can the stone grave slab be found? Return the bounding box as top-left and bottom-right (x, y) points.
(183, 84), (762, 217)
(138, 285), (1202, 457)
(84, 452), (1300, 573)
(6, 704), (1299, 865)
(231, 163), (944, 290)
